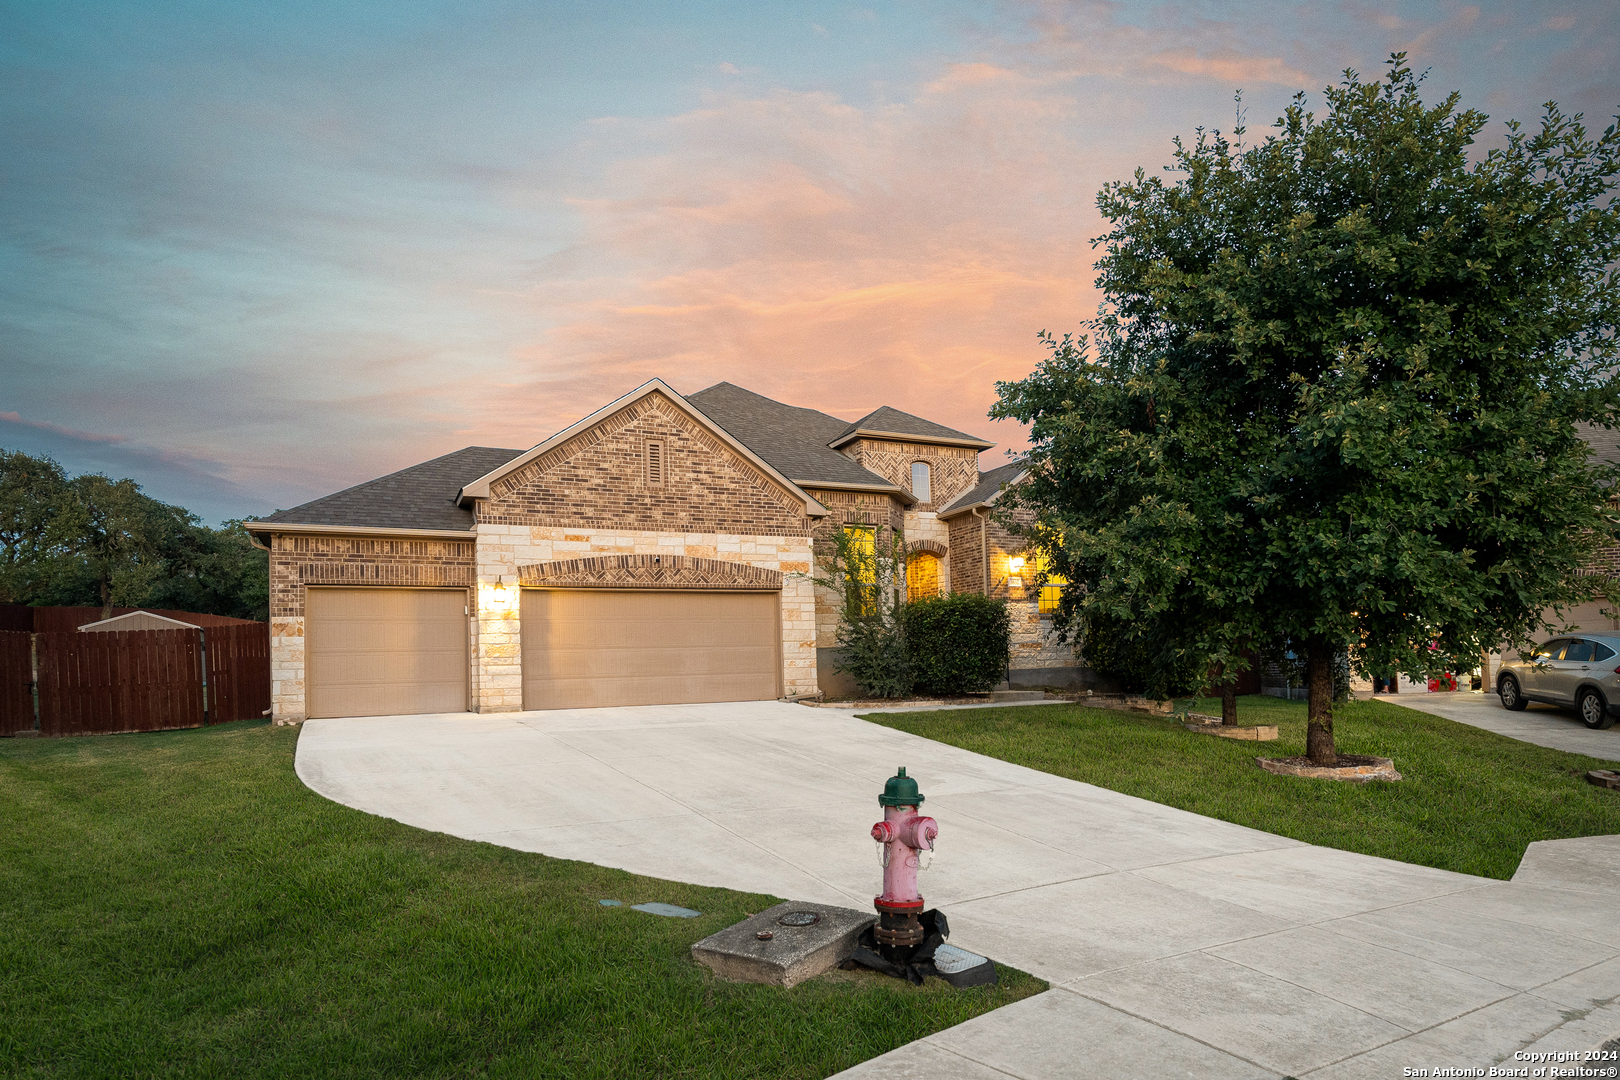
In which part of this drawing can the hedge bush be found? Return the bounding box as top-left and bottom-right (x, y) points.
(903, 593), (1011, 695)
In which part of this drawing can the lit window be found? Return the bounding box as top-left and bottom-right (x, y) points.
(907, 551), (940, 601)
(1034, 553), (1067, 614)
(911, 461), (931, 503)
(842, 525), (877, 613)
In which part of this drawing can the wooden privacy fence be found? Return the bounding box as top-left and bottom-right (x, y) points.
(3, 623), (270, 737)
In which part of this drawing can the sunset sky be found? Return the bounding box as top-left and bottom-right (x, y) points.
(3, 1), (1616, 523)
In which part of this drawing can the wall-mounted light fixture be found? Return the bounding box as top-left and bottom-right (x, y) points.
(1005, 553), (1026, 589)
(487, 575), (517, 611)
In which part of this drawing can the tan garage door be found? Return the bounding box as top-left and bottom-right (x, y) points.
(306, 588), (469, 718)
(521, 589), (779, 710)
(1550, 599), (1619, 636)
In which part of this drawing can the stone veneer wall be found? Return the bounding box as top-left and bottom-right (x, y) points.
(267, 533), (477, 722)
(473, 524), (817, 711)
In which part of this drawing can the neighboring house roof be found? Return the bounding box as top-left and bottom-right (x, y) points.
(255, 446), (523, 533)
(686, 382), (912, 498)
(457, 379), (829, 516)
(1579, 423), (1620, 471)
(938, 458), (1029, 518)
(828, 405), (993, 451)
(78, 610), (196, 632)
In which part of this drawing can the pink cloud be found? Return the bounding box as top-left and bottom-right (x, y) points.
(1150, 48), (1312, 87)
(477, 74), (1107, 452)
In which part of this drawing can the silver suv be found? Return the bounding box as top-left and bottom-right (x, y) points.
(1497, 635), (1620, 729)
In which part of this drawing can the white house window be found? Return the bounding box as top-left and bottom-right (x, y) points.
(911, 461), (931, 503)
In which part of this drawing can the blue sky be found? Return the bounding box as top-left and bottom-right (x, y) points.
(2, 0), (1616, 523)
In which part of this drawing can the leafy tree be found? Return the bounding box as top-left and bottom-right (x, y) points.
(994, 57), (1620, 765)
(0, 450), (73, 603)
(142, 520), (271, 622)
(64, 473), (177, 620)
(0, 448), (268, 621)
(809, 524), (913, 697)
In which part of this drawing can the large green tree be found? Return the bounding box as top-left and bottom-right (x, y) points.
(994, 57), (1620, 765)
(0, 449), (268, 621)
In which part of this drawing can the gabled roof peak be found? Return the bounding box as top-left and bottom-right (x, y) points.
(829, 404), (993, 451)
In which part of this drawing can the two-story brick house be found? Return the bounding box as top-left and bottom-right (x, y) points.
(249, 379), (1083, 722)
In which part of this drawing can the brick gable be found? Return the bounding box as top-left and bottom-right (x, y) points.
(478, 392), (811, 536)
(842, 438), (980, 510)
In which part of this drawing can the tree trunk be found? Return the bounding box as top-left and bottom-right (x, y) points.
(1212, 661), (1238, 724)
(1305, 637), (1337, 765)
(99, 575), (113, 623)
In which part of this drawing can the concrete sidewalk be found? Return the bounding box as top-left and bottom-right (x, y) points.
(1369, 689), (1620, 762)
(296, 701), (1620, 1079)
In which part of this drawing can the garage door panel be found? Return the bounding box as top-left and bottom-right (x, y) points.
(307, 588), (469, 718)
(522, 589), (779, 709)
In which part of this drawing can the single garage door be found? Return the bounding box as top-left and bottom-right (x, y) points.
(306, 587), (469, 718)
(521, 589), (779, 710)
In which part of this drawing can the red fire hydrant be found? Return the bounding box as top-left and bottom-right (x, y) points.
(871, 766), (938, 948)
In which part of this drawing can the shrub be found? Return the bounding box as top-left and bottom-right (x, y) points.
(904, 593), (1011, 695)
(1080, 610), (1204, 699)
(836, 616), (912, 699)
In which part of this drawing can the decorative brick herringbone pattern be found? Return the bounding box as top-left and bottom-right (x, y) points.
(843, 438), (981, 510)
(518, 554), (783, 591)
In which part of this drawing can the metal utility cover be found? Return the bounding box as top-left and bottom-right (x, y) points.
(691, 901), (875, 988)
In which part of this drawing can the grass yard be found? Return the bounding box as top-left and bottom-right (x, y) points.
(0, 721), (1043, 1080)
(864, 695), (1620, 880)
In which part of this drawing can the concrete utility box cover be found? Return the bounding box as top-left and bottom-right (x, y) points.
(691, 901), (875, 988)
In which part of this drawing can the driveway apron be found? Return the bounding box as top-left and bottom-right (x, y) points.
(296, 701), (1620, 1079)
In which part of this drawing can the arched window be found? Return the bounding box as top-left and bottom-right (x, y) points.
(907, 551), (941, 601)
(910, 461), (931, 503)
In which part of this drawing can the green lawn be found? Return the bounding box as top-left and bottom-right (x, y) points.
(863, 695), (1620, 880)
(0, 721), (1043, 1079)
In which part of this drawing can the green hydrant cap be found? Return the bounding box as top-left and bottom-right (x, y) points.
(879, 766), (924, 807)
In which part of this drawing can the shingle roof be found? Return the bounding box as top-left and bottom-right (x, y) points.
(685, 382), (899, 488)
(830, 405), (993, 449)
(256, 446), (524, 531)
(939, 458), (1028, 517)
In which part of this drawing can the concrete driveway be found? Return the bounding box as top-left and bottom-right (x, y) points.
(296, 701), (1620, 1079)
(1371, 690), (1620, 762)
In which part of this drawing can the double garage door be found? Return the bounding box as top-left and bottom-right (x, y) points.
(304, 586), (779, 718)
(520, 589), (779, 710)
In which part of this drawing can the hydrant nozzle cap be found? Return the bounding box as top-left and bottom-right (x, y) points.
(879, 766), (924, 807)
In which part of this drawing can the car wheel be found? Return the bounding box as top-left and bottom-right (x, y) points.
(1498, 675), (1527, 711)
(1578, 688), (1615, 730)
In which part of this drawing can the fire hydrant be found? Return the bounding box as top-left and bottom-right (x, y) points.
(870, 766), (938, 949)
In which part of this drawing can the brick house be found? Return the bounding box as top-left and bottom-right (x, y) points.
(248, 379), (1085, 721)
